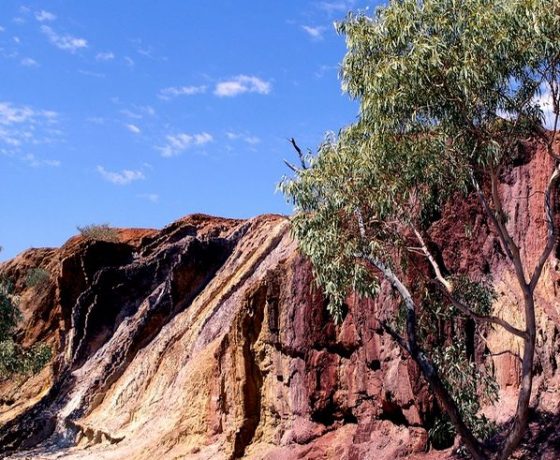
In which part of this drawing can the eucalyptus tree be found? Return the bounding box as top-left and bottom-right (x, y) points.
(281, 1), (560, 458)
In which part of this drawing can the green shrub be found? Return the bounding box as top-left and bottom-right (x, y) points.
(0, 279), (20, 342)
(25, 268), (51, 289)
(0, 277), (51, 379)
(0, 340), (52, 378)
(77, 223), (119, 243)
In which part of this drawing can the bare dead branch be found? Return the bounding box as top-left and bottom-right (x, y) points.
(283, 159), (298, 173)
(289, 138), (308, 170)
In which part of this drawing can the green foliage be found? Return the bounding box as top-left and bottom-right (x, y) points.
(430, 340), (498, 452)
(452, 276), (496, 317)
(282, 0), (560, 304)
(0, 340), (52, 379)
(25, 267), (51, 289)
(281, 0), (559, 453)
(0, 277), (52, 380)
(412, 280), (499, 448)
(77, 223), (119, 243)
(0, 279), (20, 342)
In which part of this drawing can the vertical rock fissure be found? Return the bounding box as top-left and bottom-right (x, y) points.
(232, 282), (269, 459)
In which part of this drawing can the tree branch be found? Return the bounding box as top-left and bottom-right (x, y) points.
(435, 282), (528, 340)
(490, 170), (529, 289)
(411, 227), (453, 292)
(355, 252), (488, 460)
(289, 138), (309, 170)
(529, 163), (560, 291)
(472, 172), (530, 291)
(472, 173), (514, 261)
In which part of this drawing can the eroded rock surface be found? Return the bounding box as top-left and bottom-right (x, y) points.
(0, 143), (559, 459)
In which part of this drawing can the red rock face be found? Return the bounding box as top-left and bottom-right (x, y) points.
(0, 145), (558, 459)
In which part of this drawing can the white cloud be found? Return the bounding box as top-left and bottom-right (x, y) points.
(20, 57), (39, 67)
(158, 85), (207, 100)
(226, 131), (241, 140)
(214, 75), (271, 97)
(120, 105), (155, 119)
(22, 153), (60, 167)
(302, 25), (326, 40)
(138, 193), (159, 203)
(499, 84), (559, 129)
(318, 1), (356, 14)
(137, 47), (155, 59)
(244, 136), (261, 145)
(126, 123), (141, 134)
(124, 56), (134, 67)
(0, 102), (60, 158)
(0, 26), (5, 32)
(315, 64), (337, 78)
(41, 25), (87, 52)
(35, 10), (56, 22)
(0, 102), (56, 126)
(96, 166), (145, 185)
(226, 131), (261, 145)
(78, 69), (105, 78)
(533, 85), (558, 129)
(86, 116), (105, 125)
(157, 132), (213, 157)
(96, 51), (115, 61)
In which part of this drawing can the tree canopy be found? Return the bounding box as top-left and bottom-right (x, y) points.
(282, 1), (560, 458)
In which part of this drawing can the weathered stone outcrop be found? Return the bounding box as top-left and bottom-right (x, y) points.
(0, 143), (558, 459)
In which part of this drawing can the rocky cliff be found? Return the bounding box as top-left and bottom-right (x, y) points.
(0, 144), (559, 460)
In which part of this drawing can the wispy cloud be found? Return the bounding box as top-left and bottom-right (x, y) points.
(20, 57), (39, 67)
(96, 51), (115, 61)
(86, 116), (106, 125)
(22, 153), (60, 167)
(315, 64), (337, 78)
(138, 193), (159, 203)
(126, 123), (141, 134)
(318, 0), (356, 14)
(120, 105), (155, 120)
(96, 165), (145, 185)
(124, 56), (134, 67)
(245, 136), (261, 145)
(214, 75), (271, 97)
(302, 25), (326, 40)
(0, 102), (60, 158)
(498, 84), (559, 129)
(158, 85), (207, 100)
(0, 102), (56, 126)
(35, 10), (56, 22)
(0, 26), (5, 32)
(226, 131), (261, 145)
(533, 86), (558, 129)
(41, 25), (87, 53)
(78, 69), (105, 78)
(157, 132), (213, 157)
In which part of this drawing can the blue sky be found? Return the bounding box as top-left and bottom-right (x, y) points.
(0, 1), (376, 260)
